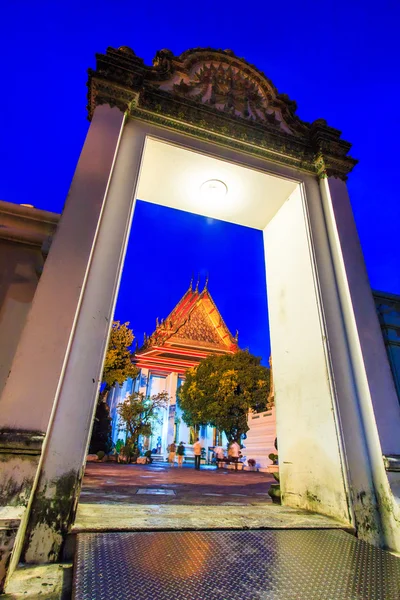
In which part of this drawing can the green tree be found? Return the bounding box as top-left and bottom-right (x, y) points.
(117, 391), (169, 460)
(89, 321), (139, 454)
(102, 321), (139, 390)
(178, 350), (270, 442)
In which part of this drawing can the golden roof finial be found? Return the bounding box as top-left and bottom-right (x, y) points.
(235, 329), (239, 342)
(203, 274), (209, 291)
(195, 274), (200, 293)
(189, 274), (194, 291)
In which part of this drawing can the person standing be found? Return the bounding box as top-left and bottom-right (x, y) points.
(214, 445), (225, 468)
(230, 440), (241, 470)
(177, 441), (185, 467)
(193, 438), (202, 470)
(168, 441), (176, 467)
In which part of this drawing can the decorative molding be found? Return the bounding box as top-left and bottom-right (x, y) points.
(87, 46), (357, 180)
(383, 455), (400, 472)
(0, 201), (59, 248)
(0, 430), (45, 456)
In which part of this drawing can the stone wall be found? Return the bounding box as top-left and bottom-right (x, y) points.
(0, 201), (59, 397)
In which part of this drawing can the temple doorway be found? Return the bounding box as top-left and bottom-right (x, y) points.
(73, 133), (340, 530)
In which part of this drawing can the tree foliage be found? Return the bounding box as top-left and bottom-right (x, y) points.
(178, 350), (270, 442)
(89, 321), (138, 454)
(102, 321), (139, 390)
(117, 391), (169, 449)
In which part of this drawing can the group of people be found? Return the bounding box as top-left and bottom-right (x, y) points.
(214, 440), (241, 467)
(167, 441), (186, 467)
(167, 439), (241, 470)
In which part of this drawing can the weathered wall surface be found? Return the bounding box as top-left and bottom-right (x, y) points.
(263, 186), (351, 524)
(0, 202), (59, 398)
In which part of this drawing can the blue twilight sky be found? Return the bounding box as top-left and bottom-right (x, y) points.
(1, 1), (399, 364)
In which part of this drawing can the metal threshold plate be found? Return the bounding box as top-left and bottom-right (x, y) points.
(136, 488), (175, 495)
(73, 530), (400, 599)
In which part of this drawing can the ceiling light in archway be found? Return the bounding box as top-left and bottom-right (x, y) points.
(200, 179), (228, 203)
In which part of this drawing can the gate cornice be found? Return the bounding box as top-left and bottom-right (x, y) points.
(87, 46), (357, 179)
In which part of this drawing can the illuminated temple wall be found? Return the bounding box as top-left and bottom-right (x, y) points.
(108, 371), (275, 467)
(107, 372), (218, 458)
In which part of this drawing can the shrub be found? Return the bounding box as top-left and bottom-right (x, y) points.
(268, 452), (278, 465)
(97, 450), (105, 461)
(115, 439), (124, 454)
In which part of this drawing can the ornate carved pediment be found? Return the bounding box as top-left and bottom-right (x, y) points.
(154, 55), (294, 135)
(87, 46), (357, 180)
(137, 285), (238, 353)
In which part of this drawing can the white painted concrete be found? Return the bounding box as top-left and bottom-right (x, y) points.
(137, 138), (297, 229)
(244, 408), (276, 471)
(322, 178), (400, 454)
(319, 176), (400, 550)
(264, 186), (350, 523)
(24, 117), (146, 561)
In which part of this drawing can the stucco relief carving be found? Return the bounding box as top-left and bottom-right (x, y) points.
(87, 46), (358, 180)
(157, 62), (292, 134)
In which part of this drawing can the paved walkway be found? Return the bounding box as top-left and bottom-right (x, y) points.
(74, 463), (350, 532)
(79, 462), (275, 506)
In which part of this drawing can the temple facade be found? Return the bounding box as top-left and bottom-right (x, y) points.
(108, 280), (239, 458)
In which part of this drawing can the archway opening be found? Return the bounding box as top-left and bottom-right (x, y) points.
(74, 134), (348, 531)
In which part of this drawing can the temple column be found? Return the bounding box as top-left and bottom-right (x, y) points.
(166, 372), (178, 449)
(138, 368), (149, 395)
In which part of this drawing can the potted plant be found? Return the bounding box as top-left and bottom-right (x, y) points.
(267, 440), (281, 503)
(247, 458), (257, 471)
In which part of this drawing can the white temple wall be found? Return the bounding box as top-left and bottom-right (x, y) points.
(244, 408), (276, 471)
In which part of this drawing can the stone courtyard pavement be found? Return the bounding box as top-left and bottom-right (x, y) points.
(79, 462), (275, 506)
(74, 462), (349, 532)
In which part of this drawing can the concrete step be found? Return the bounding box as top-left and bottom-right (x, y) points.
(0, 506), (25, 592)
(150, 455), (166, 463)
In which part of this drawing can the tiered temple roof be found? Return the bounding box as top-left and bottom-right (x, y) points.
(134, 281), (239, 375)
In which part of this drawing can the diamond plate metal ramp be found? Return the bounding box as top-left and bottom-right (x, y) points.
(73, 529), (400, 599)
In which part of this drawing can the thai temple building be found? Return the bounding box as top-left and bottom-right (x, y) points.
(108, 279), (241, 458)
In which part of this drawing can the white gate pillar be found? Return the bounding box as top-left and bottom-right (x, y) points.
(0, 107), (146, 565)
(319, 175), (400, 551)
(0, 106), (126, 531)
(21, 116), (145, 563)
